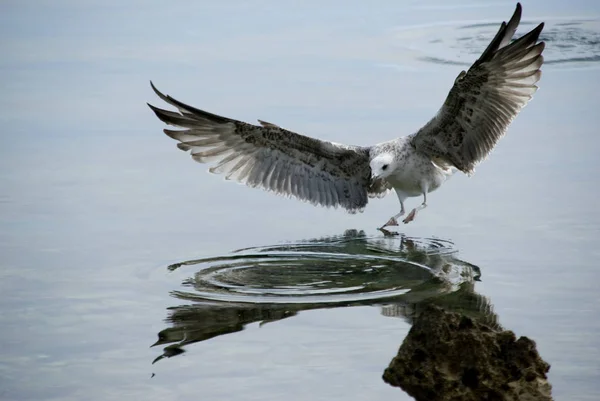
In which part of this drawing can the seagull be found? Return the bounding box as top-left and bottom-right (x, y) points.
(148, 3), (544, 228)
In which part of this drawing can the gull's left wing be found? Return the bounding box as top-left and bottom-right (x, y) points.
(411, 3), (545, 174)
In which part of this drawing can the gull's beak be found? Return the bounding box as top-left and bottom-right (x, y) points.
(371, 172), (379, 181)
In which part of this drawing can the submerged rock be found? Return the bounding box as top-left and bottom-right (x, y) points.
(383, 305), (552, 401)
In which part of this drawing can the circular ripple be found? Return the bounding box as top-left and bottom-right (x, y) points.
(393, 18), (600, 69)
(169, 232), (479, 305)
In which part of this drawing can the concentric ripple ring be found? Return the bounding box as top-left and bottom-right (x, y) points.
(168, 232), (480, 305)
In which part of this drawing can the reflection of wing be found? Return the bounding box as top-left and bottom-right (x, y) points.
(148, 82), (389, 212)
(412, 3), (545, 174)
(151, 303), (302, 364)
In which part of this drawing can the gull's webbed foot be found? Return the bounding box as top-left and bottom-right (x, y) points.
(402, 201), (428, 224)
(380, 217), (399, 229)
(402, 208), (418, 224)
(379, 205), (406, 229)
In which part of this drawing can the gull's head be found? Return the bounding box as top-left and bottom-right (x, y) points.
(370, 153), (395, 180)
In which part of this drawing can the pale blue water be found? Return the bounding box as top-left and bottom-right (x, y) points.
(1, 1), (600, 400)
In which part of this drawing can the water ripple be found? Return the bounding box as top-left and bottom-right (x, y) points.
(168, 230), (479, 305)
(153, 231), (495, 364)
(393, 18), (600, 70)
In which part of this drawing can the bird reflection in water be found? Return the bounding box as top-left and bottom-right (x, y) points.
(152, 229), (495, 364)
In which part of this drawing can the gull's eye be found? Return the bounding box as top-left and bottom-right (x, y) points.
(382, 164), (388, 171)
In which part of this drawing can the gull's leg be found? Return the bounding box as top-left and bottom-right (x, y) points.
(380, 190), (407, 229)
(403, 191), (427, 224)
(380, 201), (405, 229)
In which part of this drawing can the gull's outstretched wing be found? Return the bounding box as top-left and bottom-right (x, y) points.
(411, 3), (545, 174)
(148, 83), (388, 212)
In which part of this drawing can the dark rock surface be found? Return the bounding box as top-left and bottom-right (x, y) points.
(383, 305), (552, 401)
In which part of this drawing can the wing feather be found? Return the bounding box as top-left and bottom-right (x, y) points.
(148, 82), (386, 212)
(411, 3), (545, 174)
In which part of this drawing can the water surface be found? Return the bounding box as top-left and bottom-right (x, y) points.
(1, 1), (600, 400)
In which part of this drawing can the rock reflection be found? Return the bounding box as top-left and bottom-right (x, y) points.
(153, 229), (492, 364)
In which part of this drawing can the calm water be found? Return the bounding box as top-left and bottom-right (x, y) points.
(2, 1), (600, 400)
